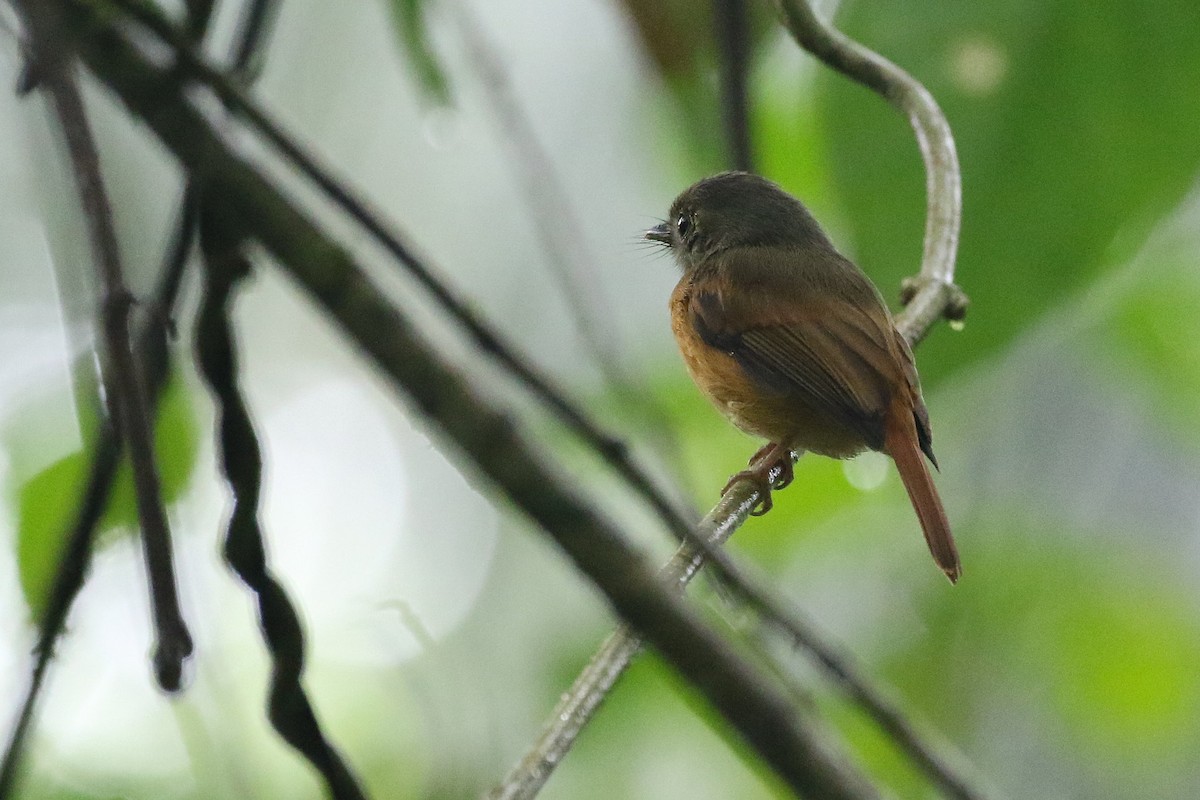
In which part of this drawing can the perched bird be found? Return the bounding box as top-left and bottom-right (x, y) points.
(646, 171), (960, 583)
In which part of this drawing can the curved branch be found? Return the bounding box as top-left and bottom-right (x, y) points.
(773, 0), (970, 343)
(195, 217), (366, 800)
(448, 0), (693, 498)
(773, 0), (959, 285)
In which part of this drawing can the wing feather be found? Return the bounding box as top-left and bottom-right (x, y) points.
(688, 246), (904, 450)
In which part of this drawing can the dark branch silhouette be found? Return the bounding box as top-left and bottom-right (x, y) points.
(16, 4), (193, 693)
(195, 214), (367, 800)
(0, 2), (274, 794)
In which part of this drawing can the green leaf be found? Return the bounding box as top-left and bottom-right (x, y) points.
(797, 0), (1200, 384)
(387, 0), (452, 104)
(17, 370), (199, 622)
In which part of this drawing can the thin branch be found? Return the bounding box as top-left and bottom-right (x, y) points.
(487, 487), (762, 800)
(17, 6), (193, 692)
(102, 0), (700, 543)
(230, 0), (279, 81)
(182, 0), (214, 41)
(713, 0), (755, 171)
(0, 432), (119, 800)
(494, 1), (981, 798)
(50, 7), (885, 795)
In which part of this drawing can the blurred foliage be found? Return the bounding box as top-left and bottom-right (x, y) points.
(884, 520), (1200, 797)
(812, 0), (1200, 385)
(1105, 217), (1200, 447)
(16, 368), (198, 622)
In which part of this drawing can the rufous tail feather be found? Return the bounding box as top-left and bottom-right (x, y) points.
(885, 405), (961, 583)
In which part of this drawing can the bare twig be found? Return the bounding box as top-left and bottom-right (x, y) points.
(49, 7), (885, 795)
(0, 185), (197, 800)
(487, 486), (763, 800)
(449, 2), (636, 398)
(493, 2), (981, 799)
(16, 6), (193, 692)
(182, 0), (214, 40)
(229, 0), (279, 81)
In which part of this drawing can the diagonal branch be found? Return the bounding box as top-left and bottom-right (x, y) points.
(448, 0), (642, 403)
(46, 3), (885, 797)
(447, 0), (692, 495)
(0, 185), (196, 800)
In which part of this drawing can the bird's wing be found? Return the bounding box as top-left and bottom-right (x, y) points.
(688, 247), (903, 450)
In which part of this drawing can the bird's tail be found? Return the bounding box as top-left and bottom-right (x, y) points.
(885, 406), (961, 583)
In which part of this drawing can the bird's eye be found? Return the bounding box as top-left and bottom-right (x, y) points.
(676, 214), (691, 237)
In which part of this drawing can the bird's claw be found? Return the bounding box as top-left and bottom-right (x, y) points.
(770, 458), (795, 490)
(721, 443), (794, 515)
(721, 468), (775, 515)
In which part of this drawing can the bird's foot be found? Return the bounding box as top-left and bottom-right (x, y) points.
(721, 443), (795, 515)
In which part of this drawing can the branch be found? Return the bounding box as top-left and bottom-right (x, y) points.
(48, 4), (885, 797)
(713, 0), (755, 171)
(449, 1), (638, 401)
(493, 2), (983, 798)
(488, 488), (761, 800)
(16, 4), (193, 693)
(0, 185), (196, 800)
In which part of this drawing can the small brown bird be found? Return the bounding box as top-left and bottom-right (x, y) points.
(647, 172), (960, 583)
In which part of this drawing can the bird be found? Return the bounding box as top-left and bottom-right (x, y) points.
(645, 171), (960, 583)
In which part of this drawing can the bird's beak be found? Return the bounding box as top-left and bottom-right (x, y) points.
(644, 222), (672, 245)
